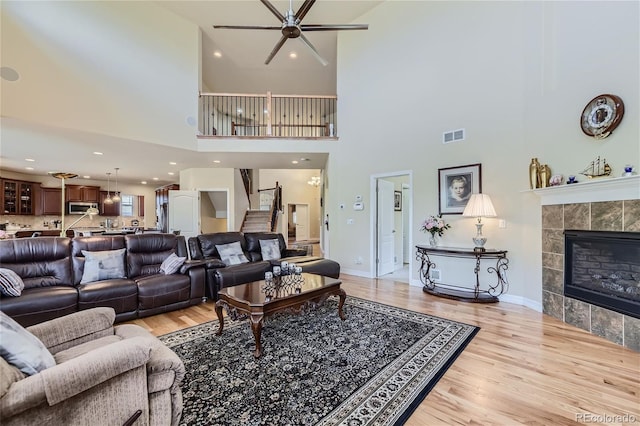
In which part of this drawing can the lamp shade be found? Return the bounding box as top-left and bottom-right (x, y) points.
(462, 194), (497, 218)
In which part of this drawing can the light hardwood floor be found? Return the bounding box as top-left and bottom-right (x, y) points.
(128, 274), (640, 425)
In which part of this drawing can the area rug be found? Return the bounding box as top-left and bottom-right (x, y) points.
(159, 297), (479, 426)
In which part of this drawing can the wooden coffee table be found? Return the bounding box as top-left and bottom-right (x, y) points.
(215, 273), (346, 358)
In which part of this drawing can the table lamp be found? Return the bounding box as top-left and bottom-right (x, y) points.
(462, 193), (497, 251)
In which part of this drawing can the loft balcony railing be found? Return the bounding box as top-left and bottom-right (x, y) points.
(199, 92), (337, 138)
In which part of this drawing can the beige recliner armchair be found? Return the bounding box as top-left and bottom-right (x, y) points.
(0, 308), (185, 426)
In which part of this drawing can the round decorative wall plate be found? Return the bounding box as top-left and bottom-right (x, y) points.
(580, 94), (624, 139)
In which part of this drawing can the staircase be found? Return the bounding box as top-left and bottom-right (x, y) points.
(241, 210), (272, 233)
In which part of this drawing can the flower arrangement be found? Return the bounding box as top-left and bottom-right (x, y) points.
(420, 214), (451, 237)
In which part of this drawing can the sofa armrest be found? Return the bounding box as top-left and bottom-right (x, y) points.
(181, 262), (206, 300)
(283, 248), (309, 257)
(0, 337), (151, 417)
(27, 308), (116, 353)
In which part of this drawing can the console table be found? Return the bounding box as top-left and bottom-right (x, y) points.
(416, 245), (509, 302)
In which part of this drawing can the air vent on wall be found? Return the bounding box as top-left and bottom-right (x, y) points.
(442, 128), (465, 144)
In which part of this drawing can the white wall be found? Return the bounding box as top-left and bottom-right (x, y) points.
(1, 1), (200, 149)
(179, 168), (238, 230)
(331, 1), (639, 305)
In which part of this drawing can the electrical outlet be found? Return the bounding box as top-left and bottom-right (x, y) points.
(355, 256), (363, 264)
(347, 218), (354, 224)
(499, 219), (507, 229)
(430, 269), (441, 282)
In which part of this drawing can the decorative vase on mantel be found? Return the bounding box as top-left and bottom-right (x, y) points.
(428, 235), (438, 247)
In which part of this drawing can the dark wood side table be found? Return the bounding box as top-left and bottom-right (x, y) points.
(416, 245), (509, 303)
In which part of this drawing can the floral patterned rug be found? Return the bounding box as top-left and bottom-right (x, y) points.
(159, 297), (479, 426)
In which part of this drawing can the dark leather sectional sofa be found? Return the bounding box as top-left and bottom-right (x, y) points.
(0, 234), (205, 326)
(188, 232), (340, 300)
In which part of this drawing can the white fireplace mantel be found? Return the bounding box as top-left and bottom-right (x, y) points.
(529, 175), (640, 205)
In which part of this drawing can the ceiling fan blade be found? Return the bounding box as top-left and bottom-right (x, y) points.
(213, 25), (281, 30)
(260, 0), (286, 22)
(295, 0), (316, 23)
(265, 35), (289, 65)
(298, 33), (328, 66)
(300, 24), (369, 31)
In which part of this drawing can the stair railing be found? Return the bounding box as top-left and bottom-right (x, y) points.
(257, 181), (282, 232)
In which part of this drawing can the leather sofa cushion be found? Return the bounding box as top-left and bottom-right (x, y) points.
(77, 279), (138, 314)
(135, 274), (191, 310)
(71, 236), (127, 286)
(214, 262), (271, 289)
(0, 238), (73, 289)
(244, 232), (286, 255)
(196, 232), (247, 259)
(126, 234), (179, 278)
(0, 287), (78, 327)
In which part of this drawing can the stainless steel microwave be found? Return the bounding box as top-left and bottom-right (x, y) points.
(68, 202), (99, 215)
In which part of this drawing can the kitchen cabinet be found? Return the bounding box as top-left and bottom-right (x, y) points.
(137, 195), (144, 217)
(40, 187), (63, 215)
(100, 191), (120, 216)
(66, 185), (100, 203)
(2, 179), (38, 215)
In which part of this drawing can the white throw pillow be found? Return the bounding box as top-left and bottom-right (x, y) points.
(160, 253), (186, 275)
(216, 241), (249, 266)
(0, 311), (56, 376)
(0, 268), (25, 297)
(80, 248), (126, 284)
(259, 239), (281, 261)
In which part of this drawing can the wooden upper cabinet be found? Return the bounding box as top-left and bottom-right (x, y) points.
(99, 191), (120, 216)
(137, 195), (144, 217)
(2, 179), (38, 215)
(66, 185), (100, 203)
(40, 187), (62, 215)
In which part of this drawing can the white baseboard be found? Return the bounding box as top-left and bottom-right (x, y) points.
(341, 272), (543, 312)
(339, 268), (371, 278)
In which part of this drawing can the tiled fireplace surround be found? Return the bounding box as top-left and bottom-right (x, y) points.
(539, 177), (640, 352)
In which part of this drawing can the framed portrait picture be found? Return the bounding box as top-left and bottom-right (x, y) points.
(438, 163), (482, 215)
(394, 191), (402, 211)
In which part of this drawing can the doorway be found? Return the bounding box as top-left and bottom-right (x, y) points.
(371, 171), (412, 283)
(287, 203), (310, 242)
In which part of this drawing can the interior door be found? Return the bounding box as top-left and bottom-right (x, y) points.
(377, 179), (395, 276)
(168, 190), (200, 239)
(295, 204), (309, 241)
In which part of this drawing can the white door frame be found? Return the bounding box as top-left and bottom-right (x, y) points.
(370, 170), (414, 282)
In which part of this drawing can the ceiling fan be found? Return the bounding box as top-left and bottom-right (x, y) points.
(213, 0), (368, 66)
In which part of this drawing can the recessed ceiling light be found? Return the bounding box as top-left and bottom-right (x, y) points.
(93, 151), (103, 155)
(25, 167), (34, 170)
(83, 175), (90, 179)
(141, 181), (147, 184)
(169, 161), (177, 165)
(25, 158), (35, 162)
(213, 51), (222, 58)
(289, 52), (297, 59)
(168, 172), (175, 176)
(292, 160), (299, 164)
(152, 177), (159, 181)
(300, 157), (310, 161)
(213, 160), (221, 163)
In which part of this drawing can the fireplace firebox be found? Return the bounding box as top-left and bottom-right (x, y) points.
(564, 230), (640, 319)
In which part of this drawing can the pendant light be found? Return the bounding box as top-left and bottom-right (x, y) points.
(111, 167), (121, 202)
(104, 172), (113, 205)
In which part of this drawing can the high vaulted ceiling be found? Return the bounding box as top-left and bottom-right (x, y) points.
(0, 1), (381, 185)
(161, 0), (381, 94)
